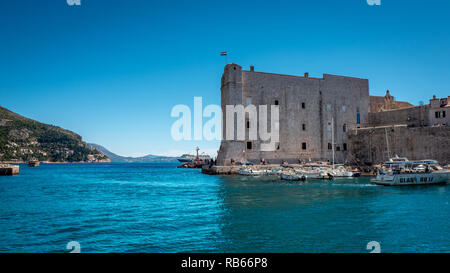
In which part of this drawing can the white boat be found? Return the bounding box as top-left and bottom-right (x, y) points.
(372, 157), (450, 186)
(177, 153), (211, 163)
(302, 166), (333, 179)
(303, 171), (321, 179)
(263, 169), (280, 176)
(280, 171), (307, 181)
(331, 167), (354, 178)
(238, 167), (264, 176)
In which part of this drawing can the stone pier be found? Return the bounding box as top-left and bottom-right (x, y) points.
(0, 164), (20, 176)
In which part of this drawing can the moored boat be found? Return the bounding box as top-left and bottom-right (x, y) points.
(238, 166), (264, 176)
(280, 171), (306, 181)
(28, 159), (40, 167)
(372, 157), (450, 186)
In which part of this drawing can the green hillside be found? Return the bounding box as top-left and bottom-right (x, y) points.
(0, 106), (109, 163)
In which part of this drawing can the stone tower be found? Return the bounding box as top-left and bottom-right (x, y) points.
(217, 63), (245, 165)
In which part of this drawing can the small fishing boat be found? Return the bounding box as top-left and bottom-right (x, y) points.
(319, 164), (352, 178)
(238, 167), (263, 176)
(372, 156), (450, 186)
(330, 167), (353, 178)
(301, 165), (331, 179)
(28, 159), (40, 167)
(263, 169), (280, 176)
(280, 170), (307, 181)
(318, 172), (334, 180)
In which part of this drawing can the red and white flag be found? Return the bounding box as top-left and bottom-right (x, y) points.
(220, 51), (227, 56)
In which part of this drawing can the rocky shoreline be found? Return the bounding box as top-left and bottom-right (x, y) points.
(0, 160), (111, 164)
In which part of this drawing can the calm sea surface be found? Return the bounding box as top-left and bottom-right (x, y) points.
(0, 163), (448, 253)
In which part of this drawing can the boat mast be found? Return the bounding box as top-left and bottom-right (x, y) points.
(332, 117), (335, 169)
(385, 127), (391, 160)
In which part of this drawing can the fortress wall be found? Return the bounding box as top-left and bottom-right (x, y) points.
(368, 105), (430, 127)
(217, 64), (370, 165)
(319, 74), (370, 163)
(241, 70), (323, 162)
(348, 126), (450, 166)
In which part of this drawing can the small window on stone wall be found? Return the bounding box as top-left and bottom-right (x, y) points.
(342, 105), (346, 112)
(327, 104), (331, 111)
(246, 121), (250, 129)
(246, 97), (252, 105)
(247, 142), (252, 150)
(302, 102), (306, 109)
(343, 143), (347, 151)
(274, 100), (279, 105)
(443, 111), (446, 118)
(302, 142), (307, 150)
(302, 124), (306, 131)
(343, 124), (347, 132)
(328, 143), (332, 150)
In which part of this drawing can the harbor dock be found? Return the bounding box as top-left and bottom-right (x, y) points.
(202, 165), (242, 175)
(177, 161), (204, 169)
(202, 163), (375, 176)
(0, 164), (20, 176)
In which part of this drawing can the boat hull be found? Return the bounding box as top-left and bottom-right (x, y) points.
(372, 172), (450, 186)
(280, 173), (306, 181)
(177, 159), (192, 163)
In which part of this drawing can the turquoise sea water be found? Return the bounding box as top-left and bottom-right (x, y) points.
(0, 163), (449, 253)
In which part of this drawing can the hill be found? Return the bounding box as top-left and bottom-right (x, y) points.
(88, 143), (178, 163)
(0, 106), (109, 163)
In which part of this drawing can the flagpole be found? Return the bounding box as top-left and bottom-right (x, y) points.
(220, 51), (228, 65)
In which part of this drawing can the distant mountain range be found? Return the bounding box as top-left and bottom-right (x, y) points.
(0, 106), (108, 163)
(88, 143), (178, 163)
(0, 105), (179, 164)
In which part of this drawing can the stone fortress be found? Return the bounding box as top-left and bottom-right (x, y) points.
(216, 63), (450, 166)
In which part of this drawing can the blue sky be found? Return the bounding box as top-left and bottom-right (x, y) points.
(1, 0), (449, 157)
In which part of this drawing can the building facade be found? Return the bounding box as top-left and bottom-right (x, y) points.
(429, 95), (449, 126)
(368, 94), (450, 128)
(349, 94), (450, 165)
(217, 64), (370, 165)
